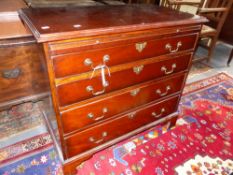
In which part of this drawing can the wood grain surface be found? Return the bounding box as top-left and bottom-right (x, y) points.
(0, 41), (49, 108)
(19, 5), (207, 42)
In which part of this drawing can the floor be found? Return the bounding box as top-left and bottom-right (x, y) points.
(188, 42), (233, 83)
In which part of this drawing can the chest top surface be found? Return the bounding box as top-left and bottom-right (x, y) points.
(19, 4), (206, 42)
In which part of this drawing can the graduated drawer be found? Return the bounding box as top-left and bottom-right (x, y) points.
(52, 33), (197, 78)
(61, 73), (185, 134)
(56, 53), (191, 107)
(65, 95), (179, 158)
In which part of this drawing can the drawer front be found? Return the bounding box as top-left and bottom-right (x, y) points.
(61, 73), (185, 134)
(65, 95), (179, 158)
(56, 54), (191, 107)
(52, 33), (197, 78)
(0, 43), (49, 104)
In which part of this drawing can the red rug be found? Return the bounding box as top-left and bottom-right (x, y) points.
(77, 73), (233, 175)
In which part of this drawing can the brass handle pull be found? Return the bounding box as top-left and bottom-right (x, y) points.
(89, 132), (108, 144)
(161, 63), (176, 75)
(152, 108), (166, 118)
(84, 55), (110, 68)
(86, 85), (106, 96)
(86, 57), (111, 96)
(135, 42), (147, 52)
(165, 41), (182, 53)
(2, 68), (21, 79)
(156, 86), (171, 97)
(130, 89), (140, 97)
(87, 107), (108, 121)
(128, 112), (137, 119)
(133, 65), (144, 75)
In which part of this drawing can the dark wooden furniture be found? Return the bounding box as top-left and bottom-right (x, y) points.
(0, 0), (27, 13)
(160, 0), (203, 11)
(220, 4), (233, 66)
(228, 50), (233, 66)
(0, 0), (49, 110)
(0, 39), (49, 110)
(220, 4), (233, 44)
(24, 0), (156, 7)
(19, 5), (206, 174)
(196, 0), (233, 62)
(24, 0), (103, 7)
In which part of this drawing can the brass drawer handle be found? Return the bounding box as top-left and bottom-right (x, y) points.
(2, 68), (21, 79)
(161, 63), (176, 75)
(165, 41), (182, 53)
(86, 85), (106, 96)
(130, 89), (140, 97)
(156, 86), (171, 97)
(87, 107), (108, 121)
(84, 55), (110, 68)
(135, 42), (147, 52)
(152, 108), (166, 118)
(89, 132), (108, 144)
(133, 65), (144, 75)
(86, 55), (111, 96)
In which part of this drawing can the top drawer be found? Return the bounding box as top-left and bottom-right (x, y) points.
(52, 33), (198, 78)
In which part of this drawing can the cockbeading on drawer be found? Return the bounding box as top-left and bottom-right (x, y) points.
(64, 95), (180, 158)
(52, 33), (198, 78)
(55, 53), (192, 107)
(60, 73), (186, 135)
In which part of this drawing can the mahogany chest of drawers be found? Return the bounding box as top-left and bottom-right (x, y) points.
(19, 5), (206, 174)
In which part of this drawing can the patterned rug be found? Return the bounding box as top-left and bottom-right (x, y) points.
(77, 73), (233, 174)
(0, 72), (233, 175)
(0, 101), (45, 140)
(0, 133), (62, 175)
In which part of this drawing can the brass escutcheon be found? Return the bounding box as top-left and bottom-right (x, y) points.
(2, 68), (21, 79)
(133, 65), (144, 75)
(128, 112), (137, 119)
(135, 42), (147, 52)
(130, 89), (140, 97)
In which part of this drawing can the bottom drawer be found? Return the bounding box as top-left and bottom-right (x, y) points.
(65, 95), (179, 158)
